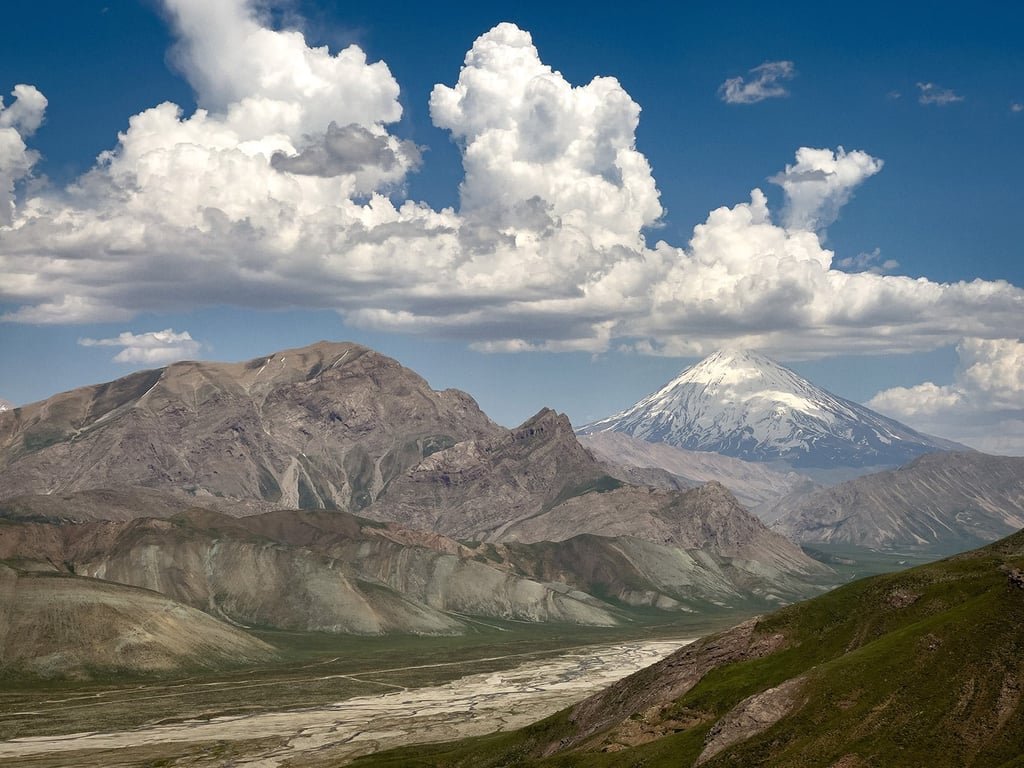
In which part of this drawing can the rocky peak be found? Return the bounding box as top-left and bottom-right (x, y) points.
(0, 341), (501, 508)
(366, 408), (609, 540)
(511, 407), (567, 440)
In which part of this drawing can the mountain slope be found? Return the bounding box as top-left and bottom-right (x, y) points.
(364, 409), (829, 592)
(578, 349), (965, 470)
(0, 500), (620, 634)
(579, 431), (813, 511)
(365, 408), (609, 539)
(0, 565), (278, 679)
(770, 451), (1024, 552)
(0, 341), (500, 508)
(357, 529), (1024, 768)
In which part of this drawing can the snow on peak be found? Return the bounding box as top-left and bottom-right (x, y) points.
(579, 349), (963, 469)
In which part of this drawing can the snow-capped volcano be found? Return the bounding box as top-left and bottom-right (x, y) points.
(578, 349), (966, 469)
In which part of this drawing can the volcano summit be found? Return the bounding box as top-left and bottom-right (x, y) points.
(578, 349), (965, 471)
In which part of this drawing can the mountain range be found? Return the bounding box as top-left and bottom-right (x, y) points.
(578, 349), (966, 474)
(3, 339), (1022, 682)
(578, 351), (1024, 556)
(0, 342), (498, 507)
(0, 341), (834, 677)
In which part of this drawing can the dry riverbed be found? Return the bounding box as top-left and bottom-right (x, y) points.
(0, 638), (690, 767)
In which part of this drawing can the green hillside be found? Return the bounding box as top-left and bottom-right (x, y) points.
(353, 529), (1024, 767)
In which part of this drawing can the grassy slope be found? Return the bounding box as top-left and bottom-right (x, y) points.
(353, 530), (1024, 767)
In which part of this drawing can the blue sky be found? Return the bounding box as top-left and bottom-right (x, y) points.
(1, 0), (1022, 453)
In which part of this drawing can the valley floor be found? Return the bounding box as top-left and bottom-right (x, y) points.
(0, 637), (690, 767)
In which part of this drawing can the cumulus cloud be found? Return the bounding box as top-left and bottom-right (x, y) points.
(161, 0), (405, 141)
(718, 61), (795, 105)
(867, 338), (1024, 455)
(0, 84), (47, 136)
(0, 84), (47, 225)
(430, 22), (662, 249)
(1012, 103), (1023, 113)
(78, 329), (203, 364)
(917, 82), (963, 106)
(0, 6), (1023, 373)
(770, 146), (883, 231)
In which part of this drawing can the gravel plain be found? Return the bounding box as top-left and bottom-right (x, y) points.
(0, 638), (690, 767)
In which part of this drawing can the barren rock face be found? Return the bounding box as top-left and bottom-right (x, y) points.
(770, 451), (1024, 552)
(0, 504), (621, 638)
(366, 408), (613, 539)
(579, 430), (813, 512)
(696, 675), (806, 764)
(0, 341), (500, 510)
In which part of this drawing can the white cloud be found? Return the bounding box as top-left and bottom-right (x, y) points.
(430, 22), (662, 250)
(0, 84), (47, 136)
(867, 338), (1024, 455)
(0, 84), (47, 225)
(618, 183), (1024, 361)
(162, 0), (405, 142)
(1012, 103), (1023, 113)
(769, 146), (883, 231)
(0, 8), (1022, 375)
(78, 329), (203, 364)
(917, 82), (963, 106)
(718, 61), (795, 105)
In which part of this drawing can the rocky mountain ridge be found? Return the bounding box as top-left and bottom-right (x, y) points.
(0, 347), (824, 585)
(769, 451), (1024, 552)
(0, 484), (834, 678)
(0, 341), (838, 676)
(0, 341), (500, 508)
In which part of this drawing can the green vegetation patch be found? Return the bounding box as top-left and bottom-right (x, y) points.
(343, 445), (375, 510)
(22, 426), (70, 453)
(257, 463), (282, 502)
(421, 434), (457, 458)
(352, 531), (1024, 767)
(547, 475), (624, 511)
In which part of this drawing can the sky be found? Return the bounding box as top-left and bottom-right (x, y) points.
(1, 0), (1022, 454)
